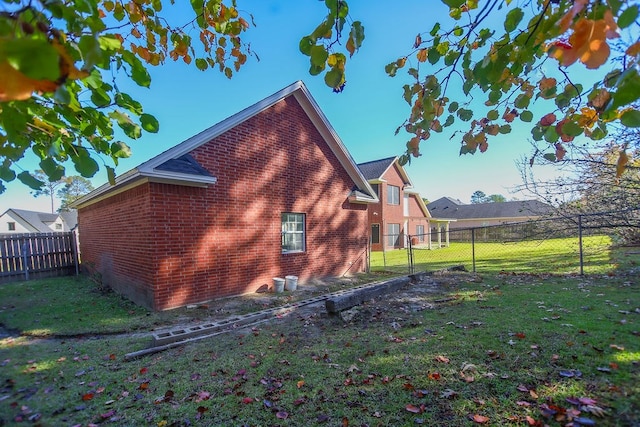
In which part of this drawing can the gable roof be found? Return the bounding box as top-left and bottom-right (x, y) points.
(1, 208), (77, 232)
(357, 156), (411, 185)
(74, 81), (378, 208)
(427, 198), (553, 220)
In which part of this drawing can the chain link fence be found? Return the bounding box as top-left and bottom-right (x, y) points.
(370, 208), (640, 275)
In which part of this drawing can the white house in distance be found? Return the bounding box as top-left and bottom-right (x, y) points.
(0, 209), (78, 234)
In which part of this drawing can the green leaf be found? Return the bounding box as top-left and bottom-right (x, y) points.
(504, 8), (524, 32)
(457, 109), (473, 121)
(487, 110), (499, 121)
(115, 93), (143, 115)
(609, 68), (640, 111)
(514, 94), (530, 109)
(543, 126), (559, 143)
(90, 88), (111, 107)
(385, 61), (401, 77)
(488, 90), (501, 105)
(299, 36), (314, 55)
(442, 0), (466, 8)
(590, 126), (607, 140)
(121, 51), (151, 87)
(499, 125), (512, 134)
(444, 115), (455, 127)
(1, 38), (60, 81)
(72, 148), (99, 178)
(543, 153), (557, 162)
(430, 23), (441, 36)
(17, 171), (44, 190)
(448, 102), (459, 113)
(39, 157), (65, 181)
(106, 166), (116, 186)
(519, 110), (533, 122)
(110, 141), (132, 158)
(0, 159), (16, 182)
(531, 125), (544, 141)
(110, 111), (142, 139)
(310, 45), (328, 67)
(561, 120), (583, 136)
(620, 109), (640, 127)
(78, 35), (103, 69)
(324, 68), (344, 89)
(140, 114), (160, 133)
(427, 47), (441, 65)
(195, 58), (208, 71)
(618, 5), (639, 29)
(98, 35), (122, 51)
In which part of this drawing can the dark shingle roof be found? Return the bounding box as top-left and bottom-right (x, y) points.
(357, 157), (396, 180)
(155, 154), (213, 177)
(427, 197), (552, 220)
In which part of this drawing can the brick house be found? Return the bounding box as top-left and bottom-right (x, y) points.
(73, 81), (378, 310)
(357, 157), (431, 251)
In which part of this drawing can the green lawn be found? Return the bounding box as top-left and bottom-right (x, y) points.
(372, 235), (616, 274)
(0, 247), (638, 426)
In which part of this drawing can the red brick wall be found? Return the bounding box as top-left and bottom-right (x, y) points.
(77, 184), (157, 308)
(79, 96), (369, 310)
(366, 165), (430, 251)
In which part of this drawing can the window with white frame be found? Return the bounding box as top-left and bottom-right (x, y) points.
(55, 223), (63, 230)
(416, 225), (425, 242)
(387, 223), (400, 247)
(387, 185), (400, 205)
(7, 222), (15, 231)
(281, 213), (305, 253)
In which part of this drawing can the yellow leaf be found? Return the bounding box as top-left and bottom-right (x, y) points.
(616, 150), (628, 178)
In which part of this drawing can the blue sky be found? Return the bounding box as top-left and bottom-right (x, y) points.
(1, 0), (568, 213)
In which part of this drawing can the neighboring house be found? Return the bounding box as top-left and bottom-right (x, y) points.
(0, 208), (78, 234)
(73, 81), (378, 311)
(357, 157), (431, 251)
(427, 197), (553, 229)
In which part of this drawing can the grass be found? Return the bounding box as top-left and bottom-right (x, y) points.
(372, 235), (617, 275)
(0, 248), (638, 426)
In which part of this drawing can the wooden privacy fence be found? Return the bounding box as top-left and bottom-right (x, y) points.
(0, 232), (79, 284)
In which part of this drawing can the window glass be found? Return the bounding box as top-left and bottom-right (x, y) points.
(416, 225), (425, 242)
(387, 223), (400, 247)
(8, 222), (15, 231)
(371, 224), (380, 244)
(387, 185), (400, 205)
(282, 213), (305, 253)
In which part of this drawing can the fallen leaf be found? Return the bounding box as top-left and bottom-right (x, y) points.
(405, 404), (423, 413)
(275, 411), (288, 419)
(472, 414), (490, 424)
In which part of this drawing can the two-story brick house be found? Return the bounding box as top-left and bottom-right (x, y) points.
(357, 157), (431, 251)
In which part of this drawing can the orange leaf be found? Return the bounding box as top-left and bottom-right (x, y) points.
(82, 392), (94, 401)
(626, 41), (640, 57)
(297, 380), (305, 389)
(405, 404), (422, 413)
(557, 0), (588, 33)
(472, 414), (490, 424)
(0, 61), (57, 101)
(416, 48), (428, 62)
